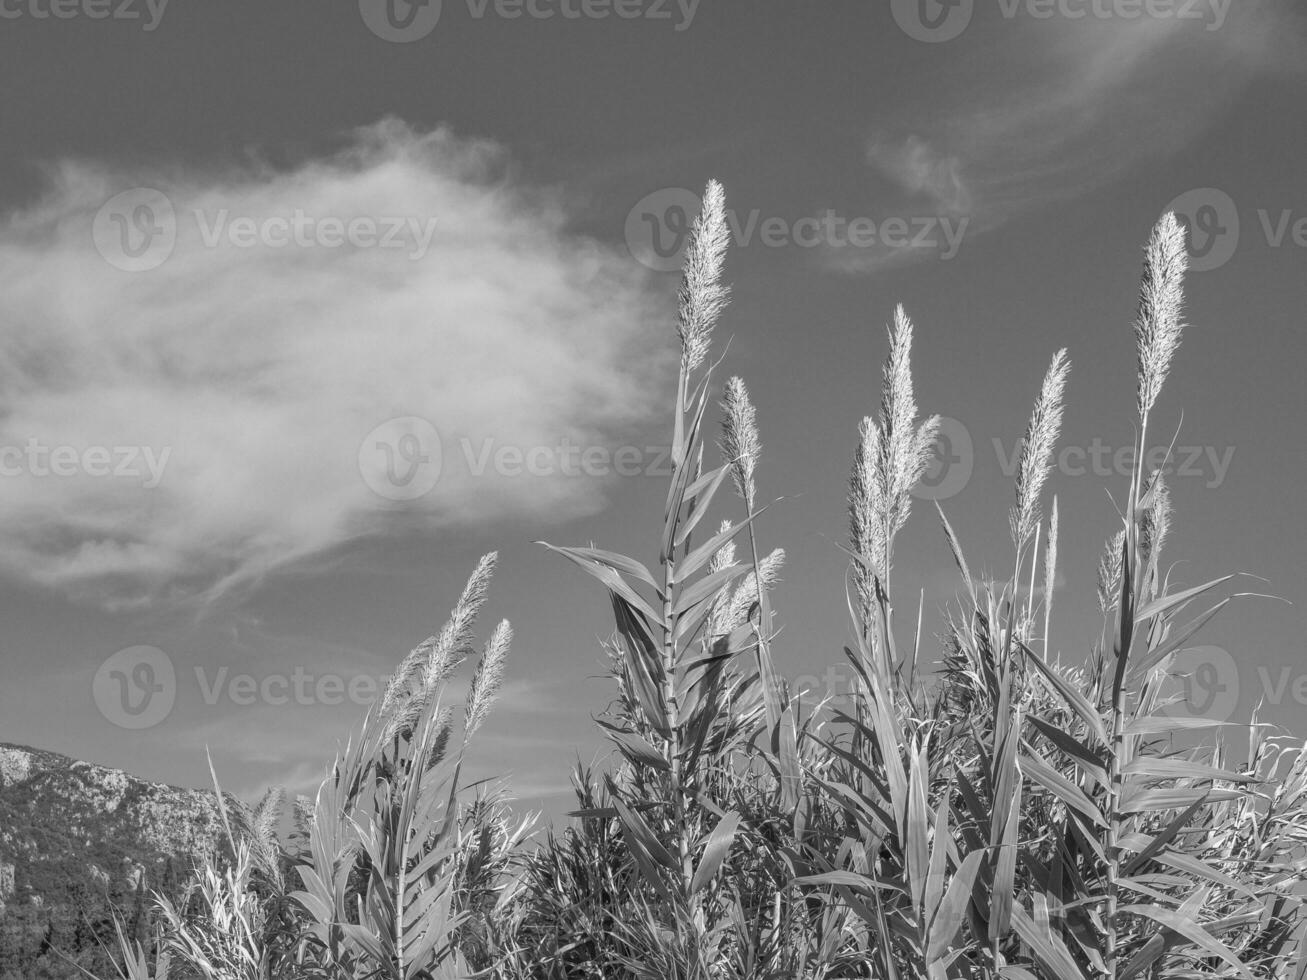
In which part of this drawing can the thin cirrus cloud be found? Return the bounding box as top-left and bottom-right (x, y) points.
(0, 120), (671, 611)
(832, 1), (1304, 273)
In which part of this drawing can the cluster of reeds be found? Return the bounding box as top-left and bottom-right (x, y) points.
(96, 185), (1307, 979)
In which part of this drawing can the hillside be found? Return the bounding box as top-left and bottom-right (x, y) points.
(0, 743), (224, 979)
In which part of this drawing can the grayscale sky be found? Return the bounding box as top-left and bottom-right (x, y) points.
(0, 0), (1304, 818)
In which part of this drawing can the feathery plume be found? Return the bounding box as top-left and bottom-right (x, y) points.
(881, 309), (941, 519)
(293, 794), (314, 838)
(1096, 529), (1126, 615)
(708, 520), (737, 575)
(381, 552), (499, 729)
(250, 786), (284, 851)
(465, 619), (513, 737)
(881, 306), (920, 501)
(721, 376), (760, 510)
(910, 419), (942, 501)
(849, 416), (886, 610)
(249, 787), (285, 883)
(722, 548), (785, 632)
(1134, 213), (1188, 422)
(1043, 497), (1059, 650)
(422, 551), (498, 689)
(1011, 349), (1070, 548)
(676, 180), (731, 373)
(1139, 469), (1172, 570)
(848, 308), (941, 604)
(705, 521), (740, 638)
(381, 692), (427, 748)
(428, 707), (454, 771)
(382, 638), (433, 714)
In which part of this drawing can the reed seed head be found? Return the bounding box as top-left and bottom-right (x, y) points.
(381, 551), (499, 732)
(708, 520), (737, 575)
(721, 376), (760, 510)
(1043, 498), (1059, 602)
(849, 415), (887, 602)
(724, 547), (785, 630)
(1012, 349), (1070, 548)
(676, 180), (731, 373)
(849, 307), (941, 600)
(1134, 213), (1188, 422)
(466, 619), (513, 737)
(1096, 529), (1126, 615)
(1140, 469), (1172, 568)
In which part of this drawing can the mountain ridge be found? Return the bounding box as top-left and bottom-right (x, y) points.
(0, 741), (226, 978)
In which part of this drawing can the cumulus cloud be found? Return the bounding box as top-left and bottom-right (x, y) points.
(0, 121), (670, 610)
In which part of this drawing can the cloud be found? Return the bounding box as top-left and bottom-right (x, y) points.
(865, 135), (971, 217)
(835, 0), (1305, 272)
(0, 120), (671, 610)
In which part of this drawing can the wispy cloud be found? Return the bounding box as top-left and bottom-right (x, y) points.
(865, 135), (971, 217)
(0, 121), (670, 610)
(834, 1), (1304, 272)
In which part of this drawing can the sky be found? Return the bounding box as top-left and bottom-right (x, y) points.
(0, 0), (1304, 820)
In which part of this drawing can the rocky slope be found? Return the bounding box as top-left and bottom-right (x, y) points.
(0, 743), (225, 977)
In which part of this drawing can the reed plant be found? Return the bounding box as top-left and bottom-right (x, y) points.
(97, 185), (1307, 980)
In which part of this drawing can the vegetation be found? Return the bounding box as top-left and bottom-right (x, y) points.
(0, 744), (214, 980)
(69, 183), (1307, 976)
